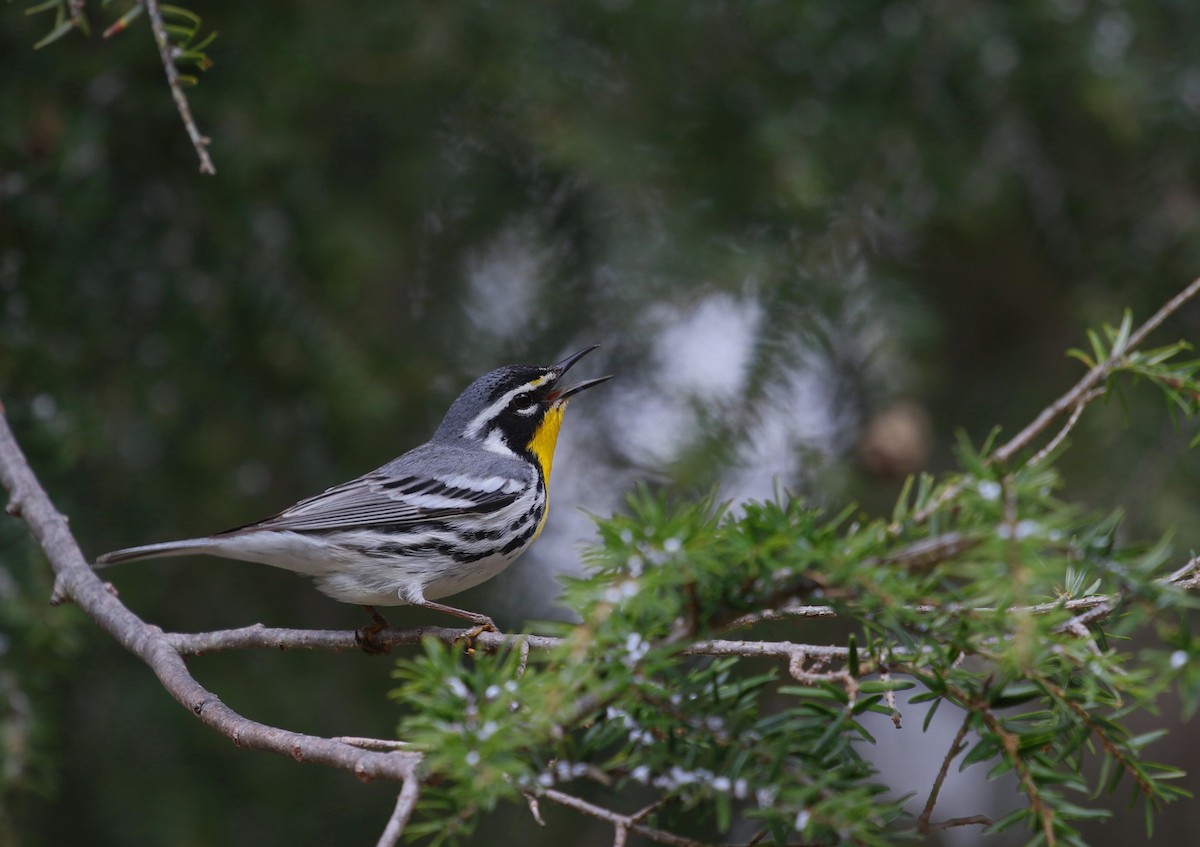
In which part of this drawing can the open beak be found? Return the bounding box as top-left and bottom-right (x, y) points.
(548, 345), (613, 401)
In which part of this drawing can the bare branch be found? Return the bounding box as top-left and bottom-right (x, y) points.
(376, 777), (421, 847)
(158, 556), (1200, 665)
(165, 623), (563, 656)
(992, 276), (1200, 465)
(142, 0), (216, 174)
(0, 409), (417, 783)
(163, 621), (865, 666)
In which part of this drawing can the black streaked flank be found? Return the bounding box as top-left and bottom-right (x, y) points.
(500, 524), (537, 556)
(367, 540), (492, 564)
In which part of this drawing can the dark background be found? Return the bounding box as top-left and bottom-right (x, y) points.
(3, 2), (1200, 844)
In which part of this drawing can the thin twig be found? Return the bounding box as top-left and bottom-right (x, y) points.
(719, 603), (839, 631)
(613, 820), (628, 847)
(516, 637), (531, 679)
(1027, 388), (1104, 467)
(142, 0), (216, 174)
(538, 788), (705, 847)
(926, 815), (993, 832)
(334, 737), (414, 752)
(916, 711), (972, 832)
(523, 792), (546, 827)
(1161, 554), (1200, 586)
(67, 0), (86, 27)
(376, 777), (421, 847)
(992, 276), (1200, 465)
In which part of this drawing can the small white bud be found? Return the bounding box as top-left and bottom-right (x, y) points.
(977, 480), (1002, 501)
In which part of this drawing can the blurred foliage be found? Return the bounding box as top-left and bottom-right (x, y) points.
(0, 532), (80, 843)
(3, 0), (1200, 844)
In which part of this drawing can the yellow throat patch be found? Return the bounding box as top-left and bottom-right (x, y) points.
(526, 403), (566, 484)
(526, 403), (566, 539)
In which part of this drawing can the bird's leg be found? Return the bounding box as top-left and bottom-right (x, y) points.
(415, 599), (498, 651)
(364, 605), (390, 628)
(397, 586), (499, 651)
(355, 605), (393, 656)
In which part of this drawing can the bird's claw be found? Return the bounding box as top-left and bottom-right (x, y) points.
(355, 623), (392, 656)
(455, 618), (499, 654)
(356, 606), (393, 655)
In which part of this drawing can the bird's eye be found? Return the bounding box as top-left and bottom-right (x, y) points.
(512, 393), (535, 412)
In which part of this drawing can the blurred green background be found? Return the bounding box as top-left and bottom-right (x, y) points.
(3, 1), (1200, 844)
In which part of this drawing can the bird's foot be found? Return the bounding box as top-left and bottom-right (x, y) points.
(455, 616), (499, 654)
(356, 605), (393, 656)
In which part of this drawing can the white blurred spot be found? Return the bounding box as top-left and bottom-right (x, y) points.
(464, 222), (552, 342)
(654, 294), (760, 400)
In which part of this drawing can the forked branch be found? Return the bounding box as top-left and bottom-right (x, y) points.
(0, 409), (415, 782)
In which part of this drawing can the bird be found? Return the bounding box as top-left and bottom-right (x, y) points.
(95, 346), (611, 636)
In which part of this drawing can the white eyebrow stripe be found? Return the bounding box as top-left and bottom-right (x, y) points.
(462, 378), (546, 438)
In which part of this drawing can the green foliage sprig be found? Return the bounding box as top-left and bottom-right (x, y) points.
(23, 0), (218, 172)
(389, 294), (1200, 846)
(23, 0), (89, 49)
(25, 0), (216, 67)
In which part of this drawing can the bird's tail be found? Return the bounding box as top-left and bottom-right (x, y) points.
(94, 538), (216, 568)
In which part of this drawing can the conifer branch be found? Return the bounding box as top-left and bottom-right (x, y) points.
(991, 276), (1200, 465)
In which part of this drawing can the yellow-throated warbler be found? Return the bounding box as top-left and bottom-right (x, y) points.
(95, 346), (611, 630)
